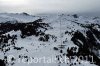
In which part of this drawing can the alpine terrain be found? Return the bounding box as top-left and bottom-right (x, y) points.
(0, 13), (100, 66)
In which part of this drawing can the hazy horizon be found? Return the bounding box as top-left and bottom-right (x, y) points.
(0, 0), (100, 15)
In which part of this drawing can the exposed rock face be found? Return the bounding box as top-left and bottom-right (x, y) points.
(0, 59), (5, 66)
(72, 14), (79, 18)
(0, 13), (100, 66)
(0, 19), (48, 36)
(71, 24), (100, 65)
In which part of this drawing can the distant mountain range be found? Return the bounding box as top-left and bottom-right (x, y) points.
(0, 13), (40, 23)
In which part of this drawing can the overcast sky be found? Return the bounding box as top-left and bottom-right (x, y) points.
(0, 0), (100, 15)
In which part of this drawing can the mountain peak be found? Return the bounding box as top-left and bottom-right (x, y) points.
(20, 12), (30, 16)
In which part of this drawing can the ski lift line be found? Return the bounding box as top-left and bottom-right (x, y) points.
(60, 19), (62, 45)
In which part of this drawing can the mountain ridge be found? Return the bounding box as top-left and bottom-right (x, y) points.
(0, 13), (100, 66)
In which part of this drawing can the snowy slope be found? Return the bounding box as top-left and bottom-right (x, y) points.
(0, 13), (100, 66)
(0, 13), (40, 23)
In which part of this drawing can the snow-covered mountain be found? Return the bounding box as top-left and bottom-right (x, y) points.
(0, 13), (40, 23)
(0, 13), (100, 66)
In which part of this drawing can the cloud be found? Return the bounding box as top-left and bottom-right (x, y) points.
(0, 0), (100, 14)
